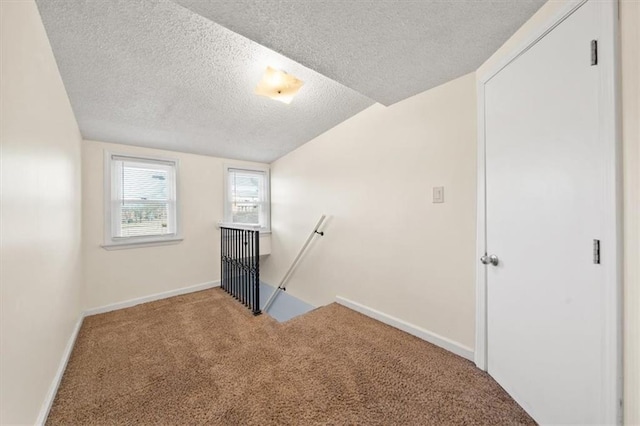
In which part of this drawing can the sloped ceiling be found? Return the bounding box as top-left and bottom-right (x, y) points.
(174, 0), (546, 106)
(35, 0), (373, 163)
(36, 0), (545, 162)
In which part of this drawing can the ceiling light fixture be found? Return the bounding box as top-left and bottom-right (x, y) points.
(254, 66), (304, 104)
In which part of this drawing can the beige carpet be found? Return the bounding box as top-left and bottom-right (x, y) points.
(47, 288), (534, 425)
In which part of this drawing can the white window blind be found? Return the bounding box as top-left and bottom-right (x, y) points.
(110, 155), (177, 240)
(225, 168), (269, 229)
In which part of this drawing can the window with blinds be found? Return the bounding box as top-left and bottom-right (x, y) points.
(225, 167), (270, 230)
(105, 153), (180, 248)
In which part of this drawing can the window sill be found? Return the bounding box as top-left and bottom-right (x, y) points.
(216, 222), (271, 234)
(101, 237), (183, 251)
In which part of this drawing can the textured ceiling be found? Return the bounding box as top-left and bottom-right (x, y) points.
(36, 0), (545, 162)
(175, 0), (546, 106)
(35, 0), (374, 163)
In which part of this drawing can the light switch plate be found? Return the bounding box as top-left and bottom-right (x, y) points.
(433, 186), (444, 203)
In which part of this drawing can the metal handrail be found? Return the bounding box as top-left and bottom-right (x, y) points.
(263, 214), (326, 312)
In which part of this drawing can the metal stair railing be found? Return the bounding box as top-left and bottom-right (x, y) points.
(220, 225), (261, 315)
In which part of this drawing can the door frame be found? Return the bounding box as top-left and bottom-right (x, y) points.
(474, 0), (622, 423)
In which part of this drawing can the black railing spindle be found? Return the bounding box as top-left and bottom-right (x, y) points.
(220, 226), (261, 315)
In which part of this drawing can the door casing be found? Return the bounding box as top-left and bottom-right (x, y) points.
(474, 0), (622, 423)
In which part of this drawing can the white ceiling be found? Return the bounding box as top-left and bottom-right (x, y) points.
(36, 0), (545, 162)
(35, 0), (373, 163)
(175, 0), (546, 106)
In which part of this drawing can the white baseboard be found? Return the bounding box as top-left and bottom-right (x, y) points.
(335, 296), (474, 361)
(84, 280), (221, 317)
(36, 314), (84, 426)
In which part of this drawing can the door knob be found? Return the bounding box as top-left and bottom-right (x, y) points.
(480, 254), (499, 266)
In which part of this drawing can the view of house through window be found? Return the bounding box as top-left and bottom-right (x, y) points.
(226, 167), (270, 229)
(108, 154), (178, 244)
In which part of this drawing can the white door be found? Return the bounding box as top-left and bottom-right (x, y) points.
(484, 1), (618, 424)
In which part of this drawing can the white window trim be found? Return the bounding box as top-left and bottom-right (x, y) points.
(102, 150), (182, 250)
(223, 163), (271, 233)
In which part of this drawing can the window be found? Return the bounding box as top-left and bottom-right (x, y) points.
(104, 152), (181, 249)
(224, 166), (270, 231)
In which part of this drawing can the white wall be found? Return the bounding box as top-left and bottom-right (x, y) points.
(82, 140), (267, 310)
(477, 1), (574, 77)
(0, 0), (84, 423)
(3, 0), (635, 423)
(621, 1), (640, 424)
(262, 73), (477, 349)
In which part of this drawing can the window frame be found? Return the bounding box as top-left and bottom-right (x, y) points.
(223, 164), (271, 233)
(102, 151), (182, 250)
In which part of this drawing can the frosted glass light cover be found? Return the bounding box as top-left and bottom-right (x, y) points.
(254, 67), (304, 104)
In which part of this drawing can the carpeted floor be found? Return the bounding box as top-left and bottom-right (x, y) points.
(47, 288), (535, 425)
